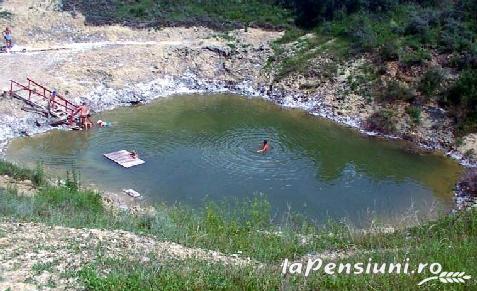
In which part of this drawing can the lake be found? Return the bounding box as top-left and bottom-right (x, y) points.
(6, 94), (463, 225)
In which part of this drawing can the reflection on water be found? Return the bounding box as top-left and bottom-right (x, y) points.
(6, 94), (463, 225)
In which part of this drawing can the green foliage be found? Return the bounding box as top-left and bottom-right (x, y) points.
(376, 80), (415, 102)
(32, 261), (57, 275)
(114, 0), (292, 28)
(418, 67), (444, 99)
(65, 170), (80, 191)
(166, 197), (351, 261)
(0, 160), (45, 186)
(79, 259), (284, 291)
(379, 42), (400, 61)
(33, 163), (45, 186)
(399, 48), (431, 66)
(348, 16), (378, 52)
(1, 164), (477, 289)
(78, 209), (477, 290)
(446, 69), (477, 134)
(289, 0), (399, 28)
(405, 105), (421, 125)
(365, 109), (397, 134)
(34, 187), (103, 215)
(0, 175), (351, 262)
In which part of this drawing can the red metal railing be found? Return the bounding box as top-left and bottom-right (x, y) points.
(9, 78), (79, 115)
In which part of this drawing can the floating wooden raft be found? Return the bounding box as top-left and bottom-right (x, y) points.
(104, 150), (145, 168)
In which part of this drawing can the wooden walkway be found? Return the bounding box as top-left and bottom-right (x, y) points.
(104, 150), (145, 168)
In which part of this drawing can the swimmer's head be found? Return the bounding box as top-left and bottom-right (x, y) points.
(263, 140), (268, 145)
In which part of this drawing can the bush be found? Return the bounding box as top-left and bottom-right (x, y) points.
(0, 160), (45, 186)
(446, 69), (477, 134)
(364, 109), (397, 134)
(405, 105), (422, 124)
(439, 18), (475, 53)
(379, 42), (400, 61)
(400, 48), (432, 66)
(348, 18), (378, 52)
(291, 0), (399, 28)
(418, 67), (444, 99)
(376, 80), (415, 102)
(405, 12), (430, 36)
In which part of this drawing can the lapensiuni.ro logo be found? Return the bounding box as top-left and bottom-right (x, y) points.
(281, 258), (472, 286)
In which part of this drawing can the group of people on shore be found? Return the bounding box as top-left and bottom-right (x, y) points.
(49, 90), (94, 129)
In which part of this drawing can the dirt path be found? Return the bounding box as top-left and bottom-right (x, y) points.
(0, 221), (250, 290)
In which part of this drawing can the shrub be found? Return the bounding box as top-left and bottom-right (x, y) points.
(379, 42), (400, 61)
(439, 18), (475, 53)
(400, 48), (432, 66)
(405, 105), (422, 124)
(418, 67), (444, 99)
(348, 18), (378, 52)
(405, 12), (430, 36)
(0, 160), (45, 186)
(364, 109), (397, 134)
(376, 80), (415, 102)
(446, 69), (477, 134)
(291, 0), (399, 27)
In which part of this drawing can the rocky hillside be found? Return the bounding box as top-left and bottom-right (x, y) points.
(59, 0), (477, 162)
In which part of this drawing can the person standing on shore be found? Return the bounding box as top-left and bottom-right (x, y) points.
(3, 27), (13, 50)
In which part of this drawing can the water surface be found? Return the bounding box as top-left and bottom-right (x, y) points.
(6, 94), (463, 225)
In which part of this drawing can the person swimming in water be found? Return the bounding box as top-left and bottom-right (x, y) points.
(130, 150), (139, 159)
(257, 140), (270, 153)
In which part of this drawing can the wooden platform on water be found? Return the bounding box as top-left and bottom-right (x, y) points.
(104, 150), (145, 168)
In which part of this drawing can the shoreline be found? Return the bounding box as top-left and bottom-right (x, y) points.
(1, 74), (476, 211)
(4, 73), (476, 166)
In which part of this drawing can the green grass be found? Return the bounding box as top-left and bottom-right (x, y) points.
(0, 182), (352, 262)
(0, 160), (45, 186)
(76, 208), (477, 290)
(114, 0), (292, 28)
(406, 105), (422, 125)
(32, 260), (57, 275)
(1, 165), (476, 289)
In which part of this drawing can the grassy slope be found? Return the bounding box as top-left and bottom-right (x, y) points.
(63, 0), (292, 29)
(269, 2), (477, 136)
(1, 160), (476, 290)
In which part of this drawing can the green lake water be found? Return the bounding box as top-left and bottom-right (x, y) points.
(6, 94), (463, 225)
